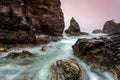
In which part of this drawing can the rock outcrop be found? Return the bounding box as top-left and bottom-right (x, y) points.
(0, 0), (64, 44)
(0, 30), (36, 44)
(65, 17), (88, 36)
(49, 58), (84, 80)
(72, 35), (120, 80)
(24, 0), (65, 36)
(103, 20), (120, 35)
(92, 29), (103, 34)
(4, 50), (34, 59)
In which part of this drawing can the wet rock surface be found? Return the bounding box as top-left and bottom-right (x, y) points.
(103, 20), (120, 35)
(49, 58), (83, 80)
(72, 35), (120, 80)
(92, 29), (103, 34)
(4, 50), (34, 59)
(0, 30), (36, 44)
(0, 0), (64, 36)
(65, 17), (88, 36)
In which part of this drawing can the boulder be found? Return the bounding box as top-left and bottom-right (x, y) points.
(5, 50), (33, 59)
(103, 20), (120, 35)
(49, 58), (84, 80)
(72, 35), (120, 80)
(92, 29), (103, 34)
(0, 0), (64, 36)
(65, 17), (88, 36)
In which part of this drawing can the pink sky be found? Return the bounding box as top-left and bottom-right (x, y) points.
(60, 0), (120, 32)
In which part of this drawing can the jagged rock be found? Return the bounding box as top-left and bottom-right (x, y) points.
(103, 20), (120, 35)
(65, 17), (80, 36)
(5, 50), (34, 59)
(92, 29), (103, 34)
(0, 0), (64, 36)
(72, 35), (120, 80)
(49, 58), (84, 80)
(65, 17), (88, 36)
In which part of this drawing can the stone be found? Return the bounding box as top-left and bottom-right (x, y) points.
(72, 35), (120, 80)
(5, 50), (34, 59)
(92, 29), (103, 34)
(103, 20), (120, 35)
(49, 58), (84, 80)
(65, 17), (88, 36)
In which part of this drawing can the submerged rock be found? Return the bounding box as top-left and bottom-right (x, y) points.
(5, 50), (33, 59)
(103, 20), (120, 35)
(72, 35), (120, 80)
(92, 29), (103, 34)
(49, 58), (84, 80)
(65, 17), (88, 36)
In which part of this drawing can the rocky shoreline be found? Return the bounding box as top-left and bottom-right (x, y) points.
(72, 35), (120, 80)
(0, 0), (120, 80)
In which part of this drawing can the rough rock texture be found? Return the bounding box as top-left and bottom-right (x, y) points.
(103, 20), (120, 35)
(72, 35), (120, 80)
(65, 17), (88, 36)
(49, 58), (83, 80)
(92, 29), (103, 34)
(4, 50), (33, 59)
(0, 30), (36, 44)
(0, 0), (64, 36)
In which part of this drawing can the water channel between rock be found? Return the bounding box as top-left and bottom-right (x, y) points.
(0, 33), (114, 80)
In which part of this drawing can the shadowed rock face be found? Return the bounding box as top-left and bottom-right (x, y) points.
(65, 17), (88, 36)
(49, 58), (84, 80)
(103, 20), (120, 35)
(0, 0), (64, 36)
(72, 35), (120, 80)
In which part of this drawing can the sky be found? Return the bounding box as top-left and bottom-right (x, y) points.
(60, 0), (120, 32)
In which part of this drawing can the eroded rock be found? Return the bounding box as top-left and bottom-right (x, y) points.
(72, 35), (120, 80)
(49, 58), (84, 80)
(103, 20), (120, 35)
(65, 17), (88, 36)
(5, 50), (34, 59)
(0, 0), (64, 36)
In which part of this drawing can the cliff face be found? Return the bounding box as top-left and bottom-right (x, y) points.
(0, 0), (64, 36)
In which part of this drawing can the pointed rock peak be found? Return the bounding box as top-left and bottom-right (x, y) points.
(70, 17), (77, 23)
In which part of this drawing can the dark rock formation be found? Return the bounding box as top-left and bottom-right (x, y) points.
(72, 35), (120, 80)
(65, 17), (88, 36)
(49, 58), (84, 80)
(0, 30), (36, 44)
(103, 20), (120, 35)
(0, 0), (64, 36)
(5, 50), (33, 59)
(92, 29), (103, 34)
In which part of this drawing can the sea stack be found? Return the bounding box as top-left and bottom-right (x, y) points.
(103, 20), (120, 35)
(65, 17), (88, 36)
